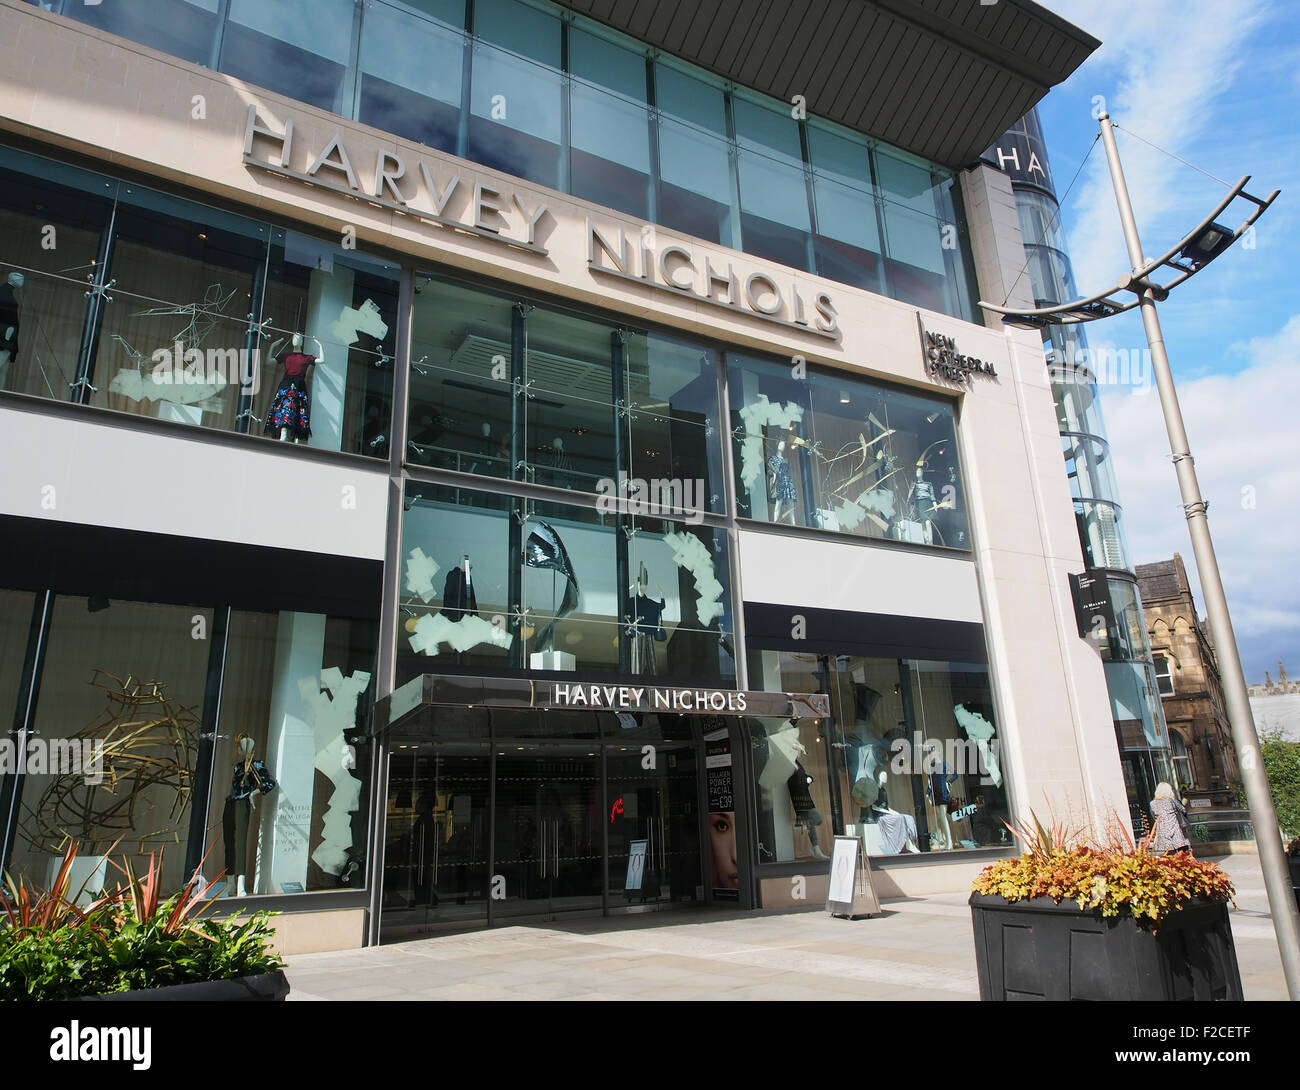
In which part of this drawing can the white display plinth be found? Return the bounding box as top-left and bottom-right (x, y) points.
(529, 650), (576, 671)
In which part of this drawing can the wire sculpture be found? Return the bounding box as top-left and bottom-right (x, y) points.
(19, 670), (201, 856)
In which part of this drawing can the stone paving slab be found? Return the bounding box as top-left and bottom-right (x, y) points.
(285, 853), (1287, 1001)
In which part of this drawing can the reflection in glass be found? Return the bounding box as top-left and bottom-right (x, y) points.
(220, 0), (356, 113)
(468, 40), (564, 190)
(569, 30), (651, 219)
(63, 0), (221, 66)
(357, 1), (466, 153)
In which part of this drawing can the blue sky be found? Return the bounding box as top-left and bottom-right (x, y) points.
(1033, 0), (1300, 688)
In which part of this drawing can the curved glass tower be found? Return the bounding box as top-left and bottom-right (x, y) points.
(985, 110), (1175, 827)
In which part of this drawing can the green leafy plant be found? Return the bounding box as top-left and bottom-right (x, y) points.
(1260, 730), (1300, 837)
(0, 842), (284, 1000)
(971, 809), (1235, 926)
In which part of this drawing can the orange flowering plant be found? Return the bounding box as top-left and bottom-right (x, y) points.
(971, 811), (1234, 926)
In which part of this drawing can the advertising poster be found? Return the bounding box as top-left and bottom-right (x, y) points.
(704, 723), (738, 900)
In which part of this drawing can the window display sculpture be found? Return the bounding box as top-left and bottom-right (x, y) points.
(523, 518), (580, 654)
(816, 421), (901, 533)
(19, 670), (201, 857)
(106, 282), (240, 413)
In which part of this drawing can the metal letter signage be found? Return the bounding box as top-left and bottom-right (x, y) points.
(919, 318), (999, 387)
(587, 219), (840, 339)
(241, 106), (553, 255)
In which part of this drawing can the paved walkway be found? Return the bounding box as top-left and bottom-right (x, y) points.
(285, 853), (1289, 1000)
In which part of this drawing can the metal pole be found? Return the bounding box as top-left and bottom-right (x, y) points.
(1099, 112), (1300, 1000)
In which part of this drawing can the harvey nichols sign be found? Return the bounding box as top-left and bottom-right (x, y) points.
(242, 107), (839, 339)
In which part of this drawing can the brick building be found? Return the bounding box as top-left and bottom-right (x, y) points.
(1136, 554), (1240, 807)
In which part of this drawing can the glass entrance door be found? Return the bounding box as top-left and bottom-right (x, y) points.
(492, 744), (603, 919)
(606, 738), (702, 908)
(380, 742), (491, 939)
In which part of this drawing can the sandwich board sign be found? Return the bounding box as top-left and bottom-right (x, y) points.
(826, 835), (880, 919)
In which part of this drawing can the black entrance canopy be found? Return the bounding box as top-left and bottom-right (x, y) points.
(373, 674), (831, 736)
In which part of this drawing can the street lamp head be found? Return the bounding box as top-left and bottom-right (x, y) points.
(1179, 221), (1234, 268)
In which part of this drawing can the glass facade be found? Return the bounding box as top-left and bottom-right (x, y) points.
(727, 353), (968, 548)
(0, 146), (398, 456)
(0, 590), (378, 902)
(30, 0), (979, 320)
(747, 650), (1009, 859)
(397, 483), (736, 686)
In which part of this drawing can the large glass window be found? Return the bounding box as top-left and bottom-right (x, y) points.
(808, 122), (883, 293)
(35, 0), (985, 320)
(1063, 433), (1120, 504)
(259, 230), (400, 455)
(1076, 499), (1130, 571)
(201, 609), (377, 896)
(728, 352), (968, 548)
(397, 484), (736, 686)
(747, 650), (1009, 857)
(67, 0), (221, 67)
(569, 29), (652, 219)
(357, 0), (467, 154)
(0, 151), (112, 401)
(220, 0), (357, 114)
(734, 98), (813, 272)
(0, 587), (379, 900)
(654, 65), (734, 246)
(406, 277), (724, 511)
(4, 597), (213, 897)
(875, 150), (950, 313)
(467, 0), (564, 190)
(89, 187), (265, 432)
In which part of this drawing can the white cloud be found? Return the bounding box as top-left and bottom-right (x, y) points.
(1100, 314), (1300, 683)
(1041, 0), (1270, 301)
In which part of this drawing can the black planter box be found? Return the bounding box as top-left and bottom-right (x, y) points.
(70, 970), (289, 1002)
(970, 894), (1242, 1001)
(1290, 856), (1300, 912)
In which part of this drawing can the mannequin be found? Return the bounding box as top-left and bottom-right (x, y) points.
(0, 270), (23, 391)
(786, 760), (827, 859)
(766, 437), (797, 523)
(442, 554), (477, 619)
(922, 740), (959, 850)
(222, 733), (276, 896)
(624, 562), (666, 674)
(264, 332), (323, 443)
(954, 703), (1001, 787)
(550, 436), (573, 488)
(870, 790), (921, 854)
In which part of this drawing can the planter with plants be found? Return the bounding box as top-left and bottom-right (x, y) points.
(969, 815), (1241, 1002)
(1, 844), (288, 1001)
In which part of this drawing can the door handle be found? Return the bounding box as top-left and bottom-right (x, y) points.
(553, 819), (560, 875)
(540, 820), (546, 879)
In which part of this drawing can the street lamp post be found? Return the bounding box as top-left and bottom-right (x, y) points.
(981, 114), (1299, 1000)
